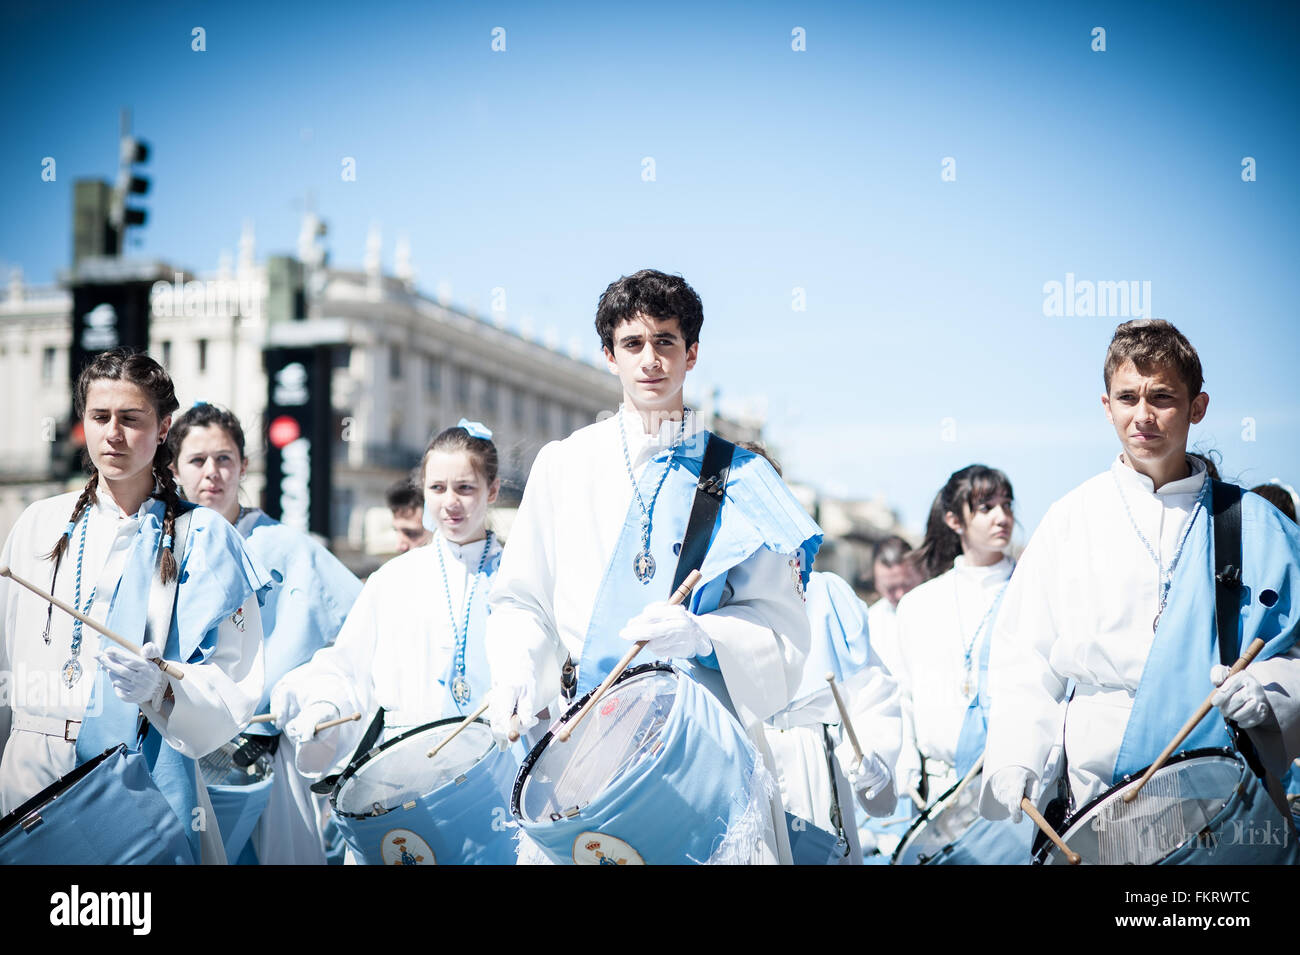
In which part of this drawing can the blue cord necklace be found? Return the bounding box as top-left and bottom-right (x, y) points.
(62, 515), (96, 688)
(618, 407), (688, 584)
(435, 530), (492, 706)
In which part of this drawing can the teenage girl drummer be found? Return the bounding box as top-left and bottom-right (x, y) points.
(272, 421), (503, 785)
(0, 350), (267, 864)
(169, 402), (361, 864)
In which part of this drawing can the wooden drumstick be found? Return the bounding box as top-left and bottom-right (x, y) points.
(949, 753), (985, 804)
(313, 711), (361, 735)
(426, 700), (490, 758)
(555, 570), (702, 744)
(0, 564), (185, 680)
(1123, 637), (1267, 804)
(247, 713), (275, 724)
(507, 712), (521, 744)
(825, 672), (864, 764)
(1022, 797), (1080, 865)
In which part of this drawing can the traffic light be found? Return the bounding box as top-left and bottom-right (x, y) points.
(111, 134), (150, 234)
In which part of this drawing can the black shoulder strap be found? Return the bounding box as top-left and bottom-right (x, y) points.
(1211, 480), (1243, 667)
(671, 434), (735, 593)
(1210, 481), (1275, 783)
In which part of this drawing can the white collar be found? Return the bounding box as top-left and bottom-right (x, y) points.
(952, 553), (1013, 586)
(91, 483), (161, 521)
(617, 404), (693, 464)
(438, 532), (494, 567)
(1110, 453), (1207, 499)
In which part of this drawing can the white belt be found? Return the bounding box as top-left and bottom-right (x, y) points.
(11, 713), (81, 742)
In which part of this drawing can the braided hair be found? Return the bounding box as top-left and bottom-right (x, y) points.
(46, 350), (183, 582)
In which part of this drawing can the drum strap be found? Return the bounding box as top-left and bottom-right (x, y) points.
(820, 724), (850, 857)
(671, 433), (735, 592)
(1211, 481), (1293, 823)
(310, 708), (386, 795)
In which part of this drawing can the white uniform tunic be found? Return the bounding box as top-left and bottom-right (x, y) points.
(281, 533), (501, 777)
(486, 408), (813, 863)
(982, 456), (1300, 808)
(0, 490), (264, 856)
(868, 597), (921, 793)
(893, 555), (1013, 794)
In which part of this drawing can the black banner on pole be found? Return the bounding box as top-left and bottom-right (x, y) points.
(263, 346), (332, 539)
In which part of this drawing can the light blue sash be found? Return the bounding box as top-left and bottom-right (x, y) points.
(236, 509), (361, 732)
(1115, 489), (1300, 781)
(75, 501), (269, 861)
(577, 431), (822, 696)
(954, 586), (1009, 777)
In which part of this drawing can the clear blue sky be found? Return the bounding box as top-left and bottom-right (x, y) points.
(3, 0), (1297, 538)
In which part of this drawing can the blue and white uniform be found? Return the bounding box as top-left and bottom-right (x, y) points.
(981, 455), (1300, 818)
(225, 508), (361, 864)
(0, 490), (267, 864)
(279, 531), (502, 780)
(765, 571), (902, 864)
(894, 554), (1014, 798)
(486, 407), (822, 864)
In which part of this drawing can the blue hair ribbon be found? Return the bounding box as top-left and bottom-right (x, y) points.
(457, 419), (493, 440)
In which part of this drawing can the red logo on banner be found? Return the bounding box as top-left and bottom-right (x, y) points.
(268, 415), (302, 449)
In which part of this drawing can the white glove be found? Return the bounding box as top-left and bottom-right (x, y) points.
(849, 753), (892, 801)
(269, 680), (305, 731)
(619, 602), (713, 660)
(285, 701), (340, 747)
(97, 641), (169, 709)
(989, 766), (1032, 823)
(489, 681), (539, 747)
(1211, 665), (1273, 729)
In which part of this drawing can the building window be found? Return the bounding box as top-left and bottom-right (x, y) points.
(455, 367), (471, 405)
(536, 400), (549, 432)
(41, 346), (56, 384)
(425, 356), (442, 395)
(482, 379), (498, 416)
(331, 345), (352, 370)
(389, 345), (402, 379)
(512, 386), (525, 426)
(197, 338), (208, 373)
(161, 340), (172, 368)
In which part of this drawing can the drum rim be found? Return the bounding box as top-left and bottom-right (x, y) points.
(330, 715), (495, 818)
(1030, 746), (1243, 865)
(890, 766), (981, 865)
(0, 745), (123, 837)
(509, 661), (679, 822)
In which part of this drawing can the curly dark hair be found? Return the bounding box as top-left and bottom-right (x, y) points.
(595, 269), (704, 352)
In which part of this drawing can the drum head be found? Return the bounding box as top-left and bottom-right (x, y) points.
(892, 770), (983, 865)
(518, 667), (677, 823)
(335, 721), (494, 816)
(1040, 750), (1241, 865)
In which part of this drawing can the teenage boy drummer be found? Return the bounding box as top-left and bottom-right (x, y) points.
(980, 320), (1300, 844)
(486, 269), (823, 864)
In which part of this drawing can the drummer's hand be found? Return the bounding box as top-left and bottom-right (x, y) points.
(1211, 665), (1273, 729)
(98, 641), (168, 709)
(285, 701), (340, 747)
(849, 752), (892, 801)
(269, 681), (304, 731)
(989, 766), (1031, 823)
(619, 602), (713, 660)
(489, 682), (538, 747)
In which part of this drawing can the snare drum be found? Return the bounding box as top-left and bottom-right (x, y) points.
(202, 736), (276, 864)
(512, 662), (771, 865)
(892, 766), (1034, 865)
(0, 744), (195, 864)
(1034, 747), (1300, 865)
(330, 717), (518, 865)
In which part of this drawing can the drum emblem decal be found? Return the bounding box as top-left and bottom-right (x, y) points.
(600, 698), (619, 717)
(572, 831), (644, 865)
(382, 829), (436, 865)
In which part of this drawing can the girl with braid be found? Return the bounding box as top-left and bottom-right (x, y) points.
(0, 350), (268, 864)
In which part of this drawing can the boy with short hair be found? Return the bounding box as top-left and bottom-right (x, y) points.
(980, 320), (1300, 842)
(486, 269), (823, 863)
